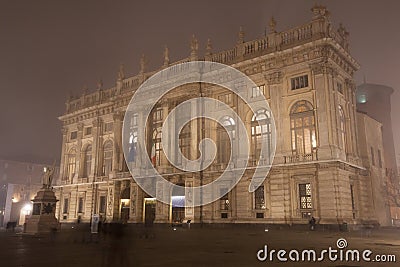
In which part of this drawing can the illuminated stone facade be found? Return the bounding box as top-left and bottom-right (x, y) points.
(54, 6), (392, 226)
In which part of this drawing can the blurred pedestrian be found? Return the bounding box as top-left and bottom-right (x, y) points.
(309, 216), (316, 231)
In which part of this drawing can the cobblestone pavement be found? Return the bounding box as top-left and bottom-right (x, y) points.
(0, 225), (399, 267)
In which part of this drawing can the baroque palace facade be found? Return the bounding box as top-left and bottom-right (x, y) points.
(54, 5), (392, 226)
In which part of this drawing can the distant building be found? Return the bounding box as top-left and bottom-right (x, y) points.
(357, 113), (392, 226)
(54, 5), (392, 227)
(356, 83), (400, 225)
(0, 160), (59, 227)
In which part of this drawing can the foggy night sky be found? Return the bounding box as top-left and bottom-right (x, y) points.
(0, 0), (399, 165)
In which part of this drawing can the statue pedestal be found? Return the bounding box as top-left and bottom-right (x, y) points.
(25, 188), (60, 234)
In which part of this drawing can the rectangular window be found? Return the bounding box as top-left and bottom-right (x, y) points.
(131, 113), (138, 127)
(254, 185), (265, 209)
(99, 196), (106, 214)
(377, 149), (382, 168)
(220, 188), (230, 211)
(370, 147), (375, 166)
(78, 197), (84, 213)
(291, 75), (309, 90)
(251, 84), (265, 98)
(153, 108), (163, 122)
(63, 198), (69, 214)
(104, 122), (113, 133)
(299, 183), (312, 210)
(84, 127), (92, 136)
(350, 185), (355, 211)
(70, 131), (77, 140)
(217, 93), (233, 106)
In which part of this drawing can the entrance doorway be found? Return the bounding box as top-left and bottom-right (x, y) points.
(120, 187), (130, 223)
(171, 184), (185, 224)
(143, 198), (156, 225)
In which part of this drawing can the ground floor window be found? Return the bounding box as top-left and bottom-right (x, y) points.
(78, 197), (84, 213)
(299, 183), (312, 218)
(350, 184), (356, 219)
(63, 198), (69, 214)
(254, 185), (265, 210)
(220, 190), (230, 211)
(99, 195), (106, 214)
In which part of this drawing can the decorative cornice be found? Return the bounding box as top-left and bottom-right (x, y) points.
(264, 71), (283, 85)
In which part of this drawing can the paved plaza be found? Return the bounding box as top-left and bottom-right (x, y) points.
(0, 225), (399, 267)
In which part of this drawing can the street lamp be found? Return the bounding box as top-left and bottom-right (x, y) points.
(22, 204), (32, 216)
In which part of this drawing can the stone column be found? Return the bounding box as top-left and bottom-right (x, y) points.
(59, 127), (68, 183)
(71, 123), (83, 183)
(113, 112), (123, 172)
(155, 180), (169, 222)
(129, 183), (138, 222)
(265, 71), (284, 164)
(311, 62), (337, 160)
(76, 123), (84, 179)
(92, 118), (102, 179)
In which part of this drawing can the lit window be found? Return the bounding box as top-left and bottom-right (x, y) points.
(251, 109), (272, 163)
(66, 148), (76, 180)
(102, 141), (113, 175)
(290, 101), (317, 154)
(299, 183), (312, 214)
(151, 129), (162, 166)
(254, 185), (265, 210)
(83, 145), (92, 177)
(149, 107), (163, 167)
(251, 84), (266, 98)
(217, 116), (235, 164)
(220, 188), (230, 211)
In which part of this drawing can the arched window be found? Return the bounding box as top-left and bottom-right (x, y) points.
(126, 113), (139, 171)
(338, 106), (346, 151)
(179, 124), (191, 162)
(150, 107), (163, 167)
(290, 101), (317, 154)
(127, 130), (137, 164)
(83, 145), (92, 177)
(217, 116), (235, 164)
(251, 109), (272, 163)
(102, 141), (113, 176)
(152, 129), (162, 166)
(66, 147), (76, 180)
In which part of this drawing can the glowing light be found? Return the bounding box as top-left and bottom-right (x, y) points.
(22, 204), (32, 215)
(121, 199), (130, 206)
(357, 94), (367, 104)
